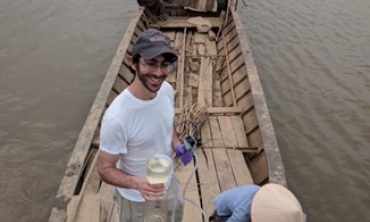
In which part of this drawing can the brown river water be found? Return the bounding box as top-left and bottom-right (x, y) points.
(0, 0), (369, 221)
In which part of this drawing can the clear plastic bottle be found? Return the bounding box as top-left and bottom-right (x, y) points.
(143, 192), (168, 222)
(144, 154), (171, 222)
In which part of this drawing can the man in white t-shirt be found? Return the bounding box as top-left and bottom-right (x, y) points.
(98, 29), (193, 222)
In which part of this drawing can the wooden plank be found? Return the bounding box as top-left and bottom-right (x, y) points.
(99, 182), (115, 222)
(67, 194), (100, 222)
(205, 58), (213, 106)
(223, 92), (234, 108)
(49, 208), (66, 222)
(197, 70), (205, 106)
(165, 30), (176, 41)
(193, 32), (205, 44)
(214, 56), (224, 107)
(192, 31), (198, 57)
(183, 0), (214, 13)
(107, 90), (118, 107)
(175, 29), (186, 109)
(137, 18), (146, 32)
(213, 148), (236, 191)
(213, 73), (223, 107)
(209, 116), (223, 147)
(226, 38), (240, 61)
(185, 87), (193, 106)
(204, 37), (217, 56)
(185, 30), (194, 62)
(113, 76), (130, 94)
(175, 161), (202, 222)
(198, 44), (205, 56)
(229, 51), (245, 75)
(196, 149), (220, 217)
(243, 110), (259, 134)
(237, 92), (254, 115)
(150, 17), (221, 28)
(200, 146), (258, 152)
(187, 73), (199, 88)
(218, 116), (238, 148)
(197, 57), (213, 106)
(84, 150), (100, 194)
(231, 64), (248, 89)
(223, 18), (235, 37)
(175, 107), (243, 115)
(200, 119), (213, 147)
(249, 151), (269, 184)
(221, 31), (237, 107)
(226, 30), (239, 51)
(167, 74), (176, 84)
(217, 36), (226, 56)
(234, 81), (249, 103)
(66, 149), (100, 222)
(230, 116), (249, 148)
(82, 195), (100, 222)
(226, 149), (254, 185)
(248, 129), (263, 151)
(167, 31), (178, 84)
(92, 130), (100, 148)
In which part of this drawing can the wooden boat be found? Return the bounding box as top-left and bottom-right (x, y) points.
(49, 0), (286, 221)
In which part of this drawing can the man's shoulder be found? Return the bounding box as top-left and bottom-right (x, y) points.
(160, 81), (172, 90)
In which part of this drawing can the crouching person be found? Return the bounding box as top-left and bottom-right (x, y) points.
(209, 183), (307, 222)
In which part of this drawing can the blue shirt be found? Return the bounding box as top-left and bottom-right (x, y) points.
(213, 184), (308, 222)
(214, 185), (260, 222)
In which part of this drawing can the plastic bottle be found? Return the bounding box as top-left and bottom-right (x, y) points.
(143, 192), (168, 222)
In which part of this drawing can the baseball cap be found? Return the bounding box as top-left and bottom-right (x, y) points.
(132, 29), (178, 63)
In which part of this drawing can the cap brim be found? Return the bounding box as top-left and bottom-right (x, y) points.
(140, 46), (178, 62)
(251, 183), (304, 222)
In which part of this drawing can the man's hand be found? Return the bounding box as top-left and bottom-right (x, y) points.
(175, 143), (193, 166)
(134, 176), (165, 201)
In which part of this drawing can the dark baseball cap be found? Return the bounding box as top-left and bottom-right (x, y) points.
(132, 29), (178, 63)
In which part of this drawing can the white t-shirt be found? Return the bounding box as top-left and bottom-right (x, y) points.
(100, 81), (175, 202)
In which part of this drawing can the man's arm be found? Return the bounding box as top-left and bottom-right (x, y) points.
(225, 206), (249, 222)
(98, 150), (164, 201)
(98, 151), (137, 188)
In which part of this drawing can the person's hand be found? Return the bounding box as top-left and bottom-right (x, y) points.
(134, 176), (165, 201)
(175, 143), (193, 166)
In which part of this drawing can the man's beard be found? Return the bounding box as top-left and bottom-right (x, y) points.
(136, 69), (167, 93)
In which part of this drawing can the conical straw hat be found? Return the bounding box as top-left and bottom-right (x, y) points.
(251, 183), (304, 222)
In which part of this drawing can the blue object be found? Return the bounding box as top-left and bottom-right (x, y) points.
(213, 184), (260, 222)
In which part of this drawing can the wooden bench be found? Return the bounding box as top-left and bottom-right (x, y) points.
(150, 17), (221, 29)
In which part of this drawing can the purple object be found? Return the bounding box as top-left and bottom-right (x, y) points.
(175, 143), (193, 165)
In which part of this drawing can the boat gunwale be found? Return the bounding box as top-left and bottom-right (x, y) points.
(228, 1), (286, 186)
(49, 8), (145, 222)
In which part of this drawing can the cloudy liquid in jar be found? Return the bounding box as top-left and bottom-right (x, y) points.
(146, 155), (171, 184)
